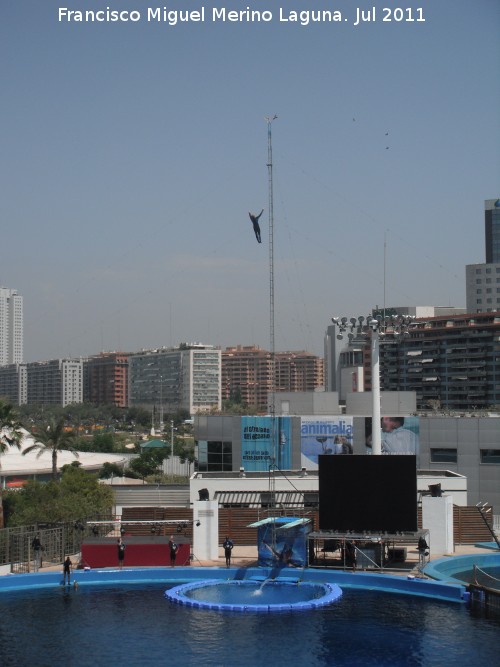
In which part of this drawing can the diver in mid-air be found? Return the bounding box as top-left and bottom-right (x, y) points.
(248, 209), (264, 243)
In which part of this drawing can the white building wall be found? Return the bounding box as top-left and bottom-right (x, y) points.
(61, 359), (84, 406)
(346, 391), (417, 415)
(422, 495), (454, 555)
(340, 366), (364, 402)
(185, 348), (221, 414)
(273, 392), (341, 416)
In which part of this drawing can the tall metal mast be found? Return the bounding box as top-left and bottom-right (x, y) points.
(266, 115), (277, 500)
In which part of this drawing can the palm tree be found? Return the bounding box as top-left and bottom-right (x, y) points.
(0, 399), (23, 453)
(22, 417), (79, 480)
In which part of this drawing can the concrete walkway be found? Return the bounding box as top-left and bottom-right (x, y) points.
(33, 542), (497, 576)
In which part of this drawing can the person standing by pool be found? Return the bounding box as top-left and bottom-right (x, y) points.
(32, 534), (43, 570)
(223, 536), (234, 568)
(168, 535), (178, 567)
(417, 535), (429, 568)
(117, 538), (126, 569)
(63, 556), (72, 585)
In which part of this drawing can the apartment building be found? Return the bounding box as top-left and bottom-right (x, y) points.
(222, 345), (324, 411)
(0, 286), (23, 366)
(86, 352), (129, 408)
(129, 344), (221, 415)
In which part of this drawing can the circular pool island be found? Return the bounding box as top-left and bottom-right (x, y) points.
(165, 578), (342, 612)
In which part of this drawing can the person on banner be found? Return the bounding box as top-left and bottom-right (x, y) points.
(380, 417), (418, 454)
(262, 540), (294, 567)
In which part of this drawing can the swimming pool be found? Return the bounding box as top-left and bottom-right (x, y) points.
(424, 552), (500, 585)
(0, 567), (498, 666)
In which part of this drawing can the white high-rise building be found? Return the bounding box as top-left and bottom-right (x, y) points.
(0, 287), (23, 366)
(129, 343), (221, 415)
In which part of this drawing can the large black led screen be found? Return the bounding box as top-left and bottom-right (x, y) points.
(318, 455), (418, 533)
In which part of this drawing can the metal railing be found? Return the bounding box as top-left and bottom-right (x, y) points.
(0, 516), (114, 573)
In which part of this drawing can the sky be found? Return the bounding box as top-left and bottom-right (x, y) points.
(1, 0), (499, 362)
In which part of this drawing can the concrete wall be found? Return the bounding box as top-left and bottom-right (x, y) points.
(418, 416), (500, 508)
(422, 496), (454, 555)
(273, 392), (341, 415)
(346, 391), (417, 415)
(195, 413), (500, 511)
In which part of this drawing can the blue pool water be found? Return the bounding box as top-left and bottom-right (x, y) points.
(449, 566), (500, 585)
(1, 582), (498, 666)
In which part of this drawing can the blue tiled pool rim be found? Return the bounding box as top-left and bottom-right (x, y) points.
(0, 565), (467, 603)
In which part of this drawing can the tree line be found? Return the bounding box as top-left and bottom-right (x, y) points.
(0, 399), (195, 528)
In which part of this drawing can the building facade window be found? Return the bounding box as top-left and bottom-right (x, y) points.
(197, 440), (232, 471)
(430, 448), (457, 463)
(480, 449), (500, 464)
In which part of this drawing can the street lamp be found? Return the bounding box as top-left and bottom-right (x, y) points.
(170, 419), (176, 479)
(159, 375), (164, 433)
(331, 314), (414, 455)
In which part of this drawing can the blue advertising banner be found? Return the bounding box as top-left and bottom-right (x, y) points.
(241, 416), (291, 471)
(301, 417), (353, 470)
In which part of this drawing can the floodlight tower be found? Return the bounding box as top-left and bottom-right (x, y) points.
(331, 314), (414, 454)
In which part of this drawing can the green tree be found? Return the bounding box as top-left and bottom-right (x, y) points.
(3, 466), (114, 526)
(0, 399), (23, 452)
(127, 448), (166, 480)
(90, 432), (116, 452)
(22, 417), (79, 480)
(99, 462), (123, 479)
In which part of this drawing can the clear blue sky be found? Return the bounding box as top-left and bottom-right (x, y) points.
(1, 0), (499, 361)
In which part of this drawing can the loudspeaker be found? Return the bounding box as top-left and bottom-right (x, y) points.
(198, 488), (209, 501)
(428, 483), (442, 497)
(260, 492), (275, 508)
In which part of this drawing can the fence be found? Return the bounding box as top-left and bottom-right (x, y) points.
(468, 565), (500, 615)
(0, 516), (114, 573)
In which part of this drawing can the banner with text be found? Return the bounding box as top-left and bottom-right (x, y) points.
(241, 416), (292, 472)
(301, 417), (353, 470)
